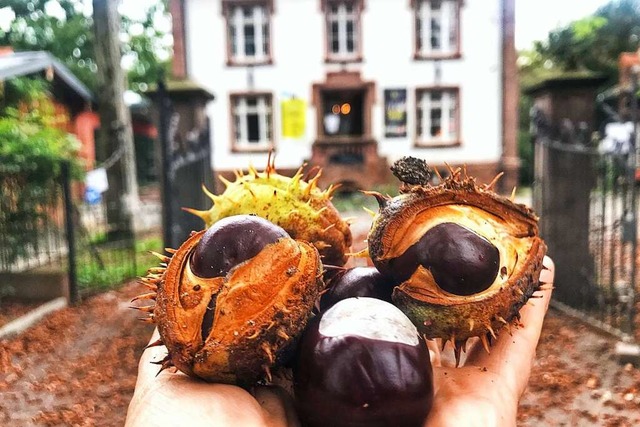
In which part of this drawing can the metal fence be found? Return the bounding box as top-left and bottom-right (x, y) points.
(72, 183), (137, 297)
(534, 137), (639, 342)
(0, 176), (67, 273)
(0, 161), (138, 303)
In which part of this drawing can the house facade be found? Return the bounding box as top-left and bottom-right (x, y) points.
(170, 0), (518, 192)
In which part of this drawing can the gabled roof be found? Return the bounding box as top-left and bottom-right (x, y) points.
(523, 72), (608, 95)
(0, 51), (92, 101)
(145, 79), (215, 100)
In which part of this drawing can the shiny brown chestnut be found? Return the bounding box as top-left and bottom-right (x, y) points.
(294, 297), (434, 427)
(190, 215), (289, 278)
(319, 266), (396, 311)
(380, 222), (500, 296)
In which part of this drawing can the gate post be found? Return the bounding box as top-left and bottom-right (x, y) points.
(534, 141), (597, 307)
(152, 79), (215, 250)
(527, 75), (607, 309)
(156, 80), (174, 251)
(61, 161), (78, 305)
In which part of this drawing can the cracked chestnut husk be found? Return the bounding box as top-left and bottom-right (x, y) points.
(134, 214), (324, 385)
(294, 297), (434, 427)
(367, 158), (547, 364)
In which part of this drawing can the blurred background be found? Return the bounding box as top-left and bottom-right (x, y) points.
(1, 0), (640, 425)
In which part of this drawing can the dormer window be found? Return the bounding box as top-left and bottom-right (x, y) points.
(323, 0), (363, 63)
(223, 1), (273, 66)
(414, 0), (461, 59)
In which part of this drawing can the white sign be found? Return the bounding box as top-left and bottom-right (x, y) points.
(86, 168), (109, 193)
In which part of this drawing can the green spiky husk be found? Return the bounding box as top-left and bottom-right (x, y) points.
(200, 165), (352, 266)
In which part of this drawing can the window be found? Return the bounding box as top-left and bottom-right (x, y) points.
(230, 93), (274, 151)
(224, 1), (272, 65)
(323, 1), (363, 62)
(416, 88), (459, 146)
(414, 0), (460, 59)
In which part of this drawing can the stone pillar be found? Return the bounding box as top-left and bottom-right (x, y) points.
(527, 74), (607, 308)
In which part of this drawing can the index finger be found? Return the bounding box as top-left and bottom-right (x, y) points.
(464, 256), (554, 397)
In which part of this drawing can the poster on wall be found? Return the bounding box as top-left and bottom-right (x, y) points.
(384, 89), (407, 138)
(281, 98), (306, 138)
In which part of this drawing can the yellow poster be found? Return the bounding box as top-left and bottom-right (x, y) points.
(281, 98), (306, 138)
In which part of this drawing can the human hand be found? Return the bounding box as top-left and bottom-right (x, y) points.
(125, 327), (300, 427)
(423, 256), (554, 426)
(126, 257), (554, 427)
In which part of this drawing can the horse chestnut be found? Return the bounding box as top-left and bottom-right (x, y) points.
(190, 215), (288, 278)
(383, 222), (500, 296)
(319, 266), (395, 311)
(367, 157), (547, 363)
(294, 297), (434, 427)
(143, 214), (324, 384)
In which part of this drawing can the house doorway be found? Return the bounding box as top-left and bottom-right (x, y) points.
(321, 89), (365, 138)
(309, 71), (390, 190)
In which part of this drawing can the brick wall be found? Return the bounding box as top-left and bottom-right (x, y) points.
(211, 160), (502, 195)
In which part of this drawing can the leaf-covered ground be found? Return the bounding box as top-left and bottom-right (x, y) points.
(519, 312), (640, 426)
(0, 283), (153, 426)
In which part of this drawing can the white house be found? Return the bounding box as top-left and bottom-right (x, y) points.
(169, 0), (518, 192)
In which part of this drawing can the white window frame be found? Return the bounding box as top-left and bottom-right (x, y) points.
(415, 0), (459, 58)
(227, 3), (270, 64)
(416, 88), (459, 146)
(325, 1), (360, 61)
(231, 94), (274, 151)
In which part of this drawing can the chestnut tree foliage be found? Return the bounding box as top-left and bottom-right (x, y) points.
(0, 0), (171, 92)
(517, 0), (640, 185)
(523, 0), (640, 85)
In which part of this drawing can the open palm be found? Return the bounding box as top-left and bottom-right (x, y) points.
(126, 258), (554, 427)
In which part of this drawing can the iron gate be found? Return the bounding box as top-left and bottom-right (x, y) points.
(534, 134), (639, 342)
(156, 81), (214, 250)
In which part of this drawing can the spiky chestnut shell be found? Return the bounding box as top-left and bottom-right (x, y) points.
(139, 227), (323, 385)
(190, 159), (352, 266)
(367, 163), (547, 363)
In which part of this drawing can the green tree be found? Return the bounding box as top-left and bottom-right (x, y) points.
(534, 0), (640, 83)
(0, 0), (171, 92)
(514, 0), (640, 185)
(121, 2), (171, 92)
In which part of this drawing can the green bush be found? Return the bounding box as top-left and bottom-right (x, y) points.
(0, 77), (83, 264)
